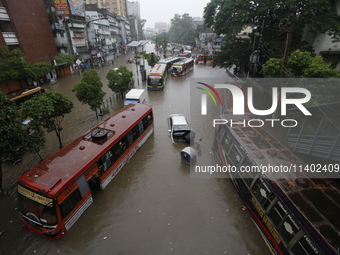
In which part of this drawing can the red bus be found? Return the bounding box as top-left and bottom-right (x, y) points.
(171, 58), (194, 76)
(17, 103), (154, 238)
(195, 55), (215, 65)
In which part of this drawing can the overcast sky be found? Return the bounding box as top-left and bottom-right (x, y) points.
(139, 0), (211, 28)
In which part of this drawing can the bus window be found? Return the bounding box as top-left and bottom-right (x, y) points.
(229, 144), (244, 167)
(291, 234), (321, 255)
(221, 133), (233, 155)
(143, 113), (153, 128)
(98, 150), (114, 172)
(60, 188), (82, 219)
(253, 179), (273, 207)
(267, 201), (301, 244)
(240, 158), (257, 187)
(111, 138), (127, 161)
(126, 130), (134, 147)
(137, 120), (144, 135)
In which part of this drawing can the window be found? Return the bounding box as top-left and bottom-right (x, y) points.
(240, 158), (256, 187)
(98, 150), (114, 172)
(137, 120), (144, 135)
(60, 188), (82, 219)
(253, 179), (274, 208)
(229, 144), (244, 167)
(290, 234), (320, 255)
(143, 112), (153, 128)
(267, 201), (301, 244)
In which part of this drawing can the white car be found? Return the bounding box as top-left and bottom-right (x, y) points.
(167, 114), (195, 143)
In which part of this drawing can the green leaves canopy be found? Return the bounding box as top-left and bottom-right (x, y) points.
(73, 69), (106, 111)
(21, 90), (73, 149)
(106, 66), (133, 98)
(204, 0), (340, 68)
(168, 14), (195, 46)
(0, 46), (28, 82)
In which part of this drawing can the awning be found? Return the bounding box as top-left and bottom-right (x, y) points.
(127, 40), (149, 47)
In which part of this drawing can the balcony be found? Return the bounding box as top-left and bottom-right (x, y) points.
(72, 38), (86, 47)
(0, 7), (9, 21)
(2, 32), (18, 45)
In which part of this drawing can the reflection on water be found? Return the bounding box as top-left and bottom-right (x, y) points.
(1, 43), (270, 255)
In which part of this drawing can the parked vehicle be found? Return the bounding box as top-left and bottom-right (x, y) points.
(17, 103), (154, 239)
(167, 114), (195, 143)
(124, 89), (146, 106)
(147, 63), (167, 91)
(171, 58), (194, 76)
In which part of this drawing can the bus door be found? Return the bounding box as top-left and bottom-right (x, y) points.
(58, 175), (93, 231)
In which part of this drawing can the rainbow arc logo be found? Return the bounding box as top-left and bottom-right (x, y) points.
(196, 82), (222, 115)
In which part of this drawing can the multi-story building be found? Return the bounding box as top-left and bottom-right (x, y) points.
(85, 0), (128, 18)
(0, 0), (58, 64)
(0, 0), (59, 94)
(45, 0), (87, 58)
(127, 1), (140, 19)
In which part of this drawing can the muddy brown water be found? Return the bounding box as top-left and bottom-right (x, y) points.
(0, 43), (270, 255)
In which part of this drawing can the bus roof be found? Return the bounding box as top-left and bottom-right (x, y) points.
(148, 63), (167, 75)
(220, 113), (340, 251)
(18, 103), (152, 197)
(172, 58), (194, 66)
(158, 57), (183, 64)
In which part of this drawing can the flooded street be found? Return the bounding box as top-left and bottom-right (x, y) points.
(0, 43), (270, 255)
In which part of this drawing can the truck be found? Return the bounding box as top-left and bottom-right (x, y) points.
(124, 89), (146, 106)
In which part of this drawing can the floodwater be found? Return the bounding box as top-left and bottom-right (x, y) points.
(0, 43), (270, 255)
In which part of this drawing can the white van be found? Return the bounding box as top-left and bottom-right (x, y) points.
(124, 89), (146, 106)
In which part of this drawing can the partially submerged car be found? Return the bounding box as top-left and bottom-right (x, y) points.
(167, 114), (195, 143)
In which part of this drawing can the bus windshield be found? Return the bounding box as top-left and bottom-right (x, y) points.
(148, 76), (162, 85)
(18, 186), (57, 227)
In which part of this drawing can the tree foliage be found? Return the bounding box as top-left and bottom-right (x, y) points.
(144, 52), (160, 67)
(261, 49), (340, 105)
(106, 66), (134, 98)
(21, 91), (73, 149)
(168, 14), (195, 46)
(54, 54), (77, 66)
(0, 46), (29, 82)
(155, 32), (169, 54)
(204, 0), (340, 69)
(261, 49), (340, 78)
(26, 62), (53, 80)
(73, 69), (106, 113)
(0, 92), (26, 194)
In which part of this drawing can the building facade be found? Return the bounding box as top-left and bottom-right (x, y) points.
(0, 0), (58, 64)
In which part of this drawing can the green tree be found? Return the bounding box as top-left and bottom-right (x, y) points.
(204, 0), (340, 69)
(21, 91), (73, 149)
(0, 46), (29, 82)
(106, 66), (134, 98)
(261, 50), (340, 78)
(54, 54), (77, 66)
(73, 69), (106, 117)
(25, 62), (53, 81)
(0, 92), (26, 194)
(168, 14), (195, 46)
(20, 121), (46, 162)
(155, 32), (169, 54)
(144, 52), (160, 67)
